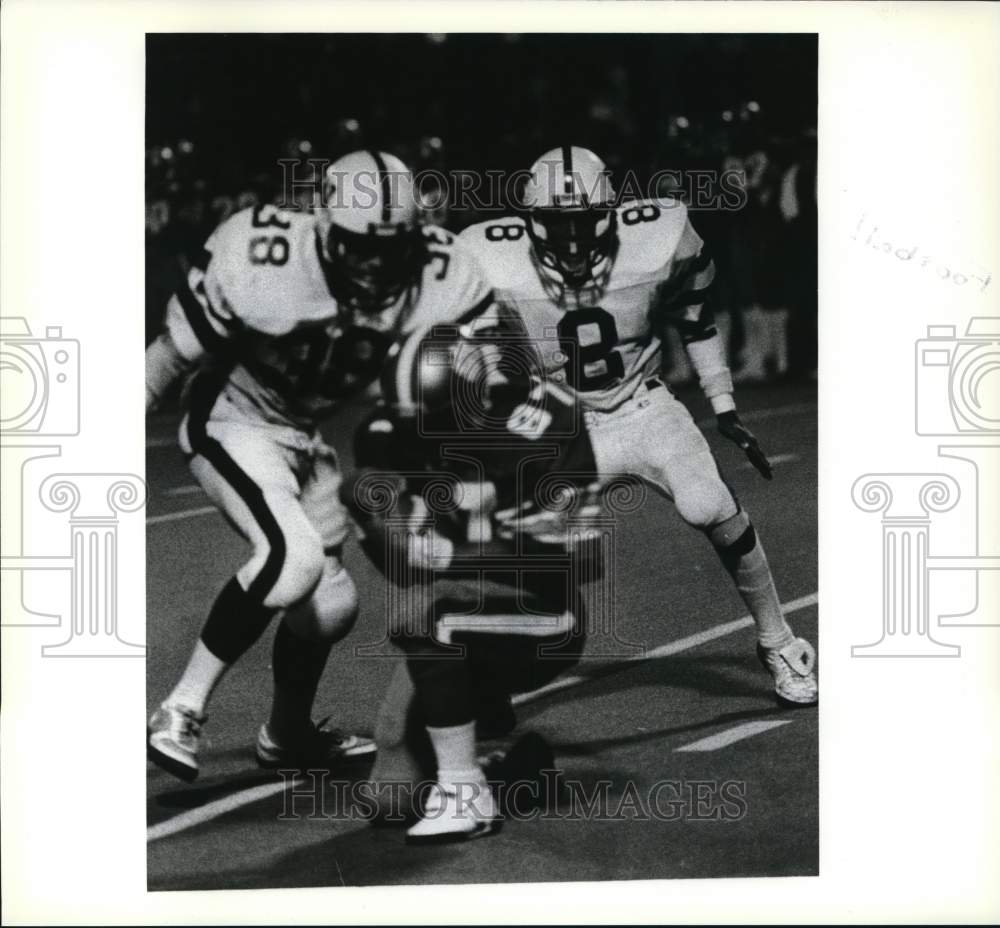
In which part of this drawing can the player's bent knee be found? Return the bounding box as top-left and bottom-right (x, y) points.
(673, 482), (738, 529)
(283, 559), (359, 642)
(263, 541), (326, 610)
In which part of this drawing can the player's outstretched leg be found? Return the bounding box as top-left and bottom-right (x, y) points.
(148, 575), (279, 781)
(256, 555), (375, 769)
(612, 387), (817, 707)
(706, 508), (817, 706)
(148, 449), (345, 781)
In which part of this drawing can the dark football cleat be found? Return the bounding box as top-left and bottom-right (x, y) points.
(255, 718), (376, 771)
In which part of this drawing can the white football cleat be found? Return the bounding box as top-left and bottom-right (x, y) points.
(757, 638), (818, 706)
(148, 702), (206, 782)
(255, 718), (376, 771)
(406, 775), (500, 845)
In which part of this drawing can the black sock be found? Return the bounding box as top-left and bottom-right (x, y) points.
(270, 620), (335, 735)
(200, 576), (278, 664)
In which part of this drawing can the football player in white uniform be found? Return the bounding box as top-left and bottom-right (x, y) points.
(459, 146), (817, 706)
(145, 150), (494, 780)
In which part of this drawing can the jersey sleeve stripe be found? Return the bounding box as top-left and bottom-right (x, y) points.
(192, 247), (212, 272)
(175, 274), (229, 355)
(679, 322), (719, 345)
(676, 249), (713, 282)
(674, 308), (719, 345)
(454, 291), (496, 325)
(665, 283), (714, 311)
(659, 252), (716, 307)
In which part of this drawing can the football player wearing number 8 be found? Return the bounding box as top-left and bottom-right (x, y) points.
(144, 150), (495, 781)
(458, 146), (817, 706)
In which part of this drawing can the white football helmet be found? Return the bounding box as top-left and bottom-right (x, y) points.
(522, 146), (617, 287)
(317, 150), (425, 312)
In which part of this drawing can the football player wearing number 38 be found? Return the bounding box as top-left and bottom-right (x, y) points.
(458, 146), (817, 706)
(144, 150), (495, 780)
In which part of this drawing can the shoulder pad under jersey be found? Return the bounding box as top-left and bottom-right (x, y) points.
(614, 197), (700, 276)
(457, 216), (536, 290)
(406, 226), (495, 331)
(202, 205), (333, 336)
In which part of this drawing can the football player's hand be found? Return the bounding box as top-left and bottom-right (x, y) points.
(407, 530), (454, 571)
(716, 411), (773, 480)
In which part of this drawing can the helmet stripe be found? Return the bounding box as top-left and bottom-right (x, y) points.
(562, 144), (574, 197)
(369, 149), (392, 223)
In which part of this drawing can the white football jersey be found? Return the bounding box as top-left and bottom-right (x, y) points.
(165, 204), (492, 428)
(458, 198), (716, 412)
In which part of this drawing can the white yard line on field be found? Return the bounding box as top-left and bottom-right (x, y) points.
(147, 779), (301, 843)
(513, 591), (819, 707)
(147, 590), (818, 843)
(164, 485), (205, 497)
(147, 506), (217, 525)
(674, 719), (793, 753)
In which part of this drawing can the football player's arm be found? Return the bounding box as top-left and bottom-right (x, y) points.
(145, 321), (196, 412)
(657, 221), (733, 412)
(145, 249), (240, 412)
(663, 222), (772, 479)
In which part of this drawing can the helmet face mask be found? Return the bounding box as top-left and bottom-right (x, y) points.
(324, 221), (426, 314)
(317, 150), (425, 314)
(526, 206), (617, 288)
(522, 146), (618, 289)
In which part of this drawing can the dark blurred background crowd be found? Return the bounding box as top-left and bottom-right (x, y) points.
(147, 33), (817, 381)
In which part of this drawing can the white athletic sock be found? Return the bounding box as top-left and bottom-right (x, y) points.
(167, 640), (229, 716)
(426, 722), (482, 785)
(710, 513), (795, 651)
(733, 543), (795, 650)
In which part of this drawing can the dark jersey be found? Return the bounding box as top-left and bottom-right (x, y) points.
(341, 376), (605, 579)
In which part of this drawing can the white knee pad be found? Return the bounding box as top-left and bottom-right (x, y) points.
(283, 558), (359, 642)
